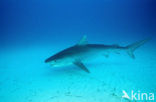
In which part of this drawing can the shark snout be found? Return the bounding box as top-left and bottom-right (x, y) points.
(45, 58), (52, 63)
(45, 59), (49, 63)
(45, 59), (57, 66)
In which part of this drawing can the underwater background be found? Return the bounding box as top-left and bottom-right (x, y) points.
(1, 0), (156, 102)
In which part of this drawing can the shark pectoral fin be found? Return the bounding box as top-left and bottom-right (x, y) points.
(74, 61), (90, 73)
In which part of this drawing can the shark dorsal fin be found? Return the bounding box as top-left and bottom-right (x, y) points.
(77, 35), (88, 46)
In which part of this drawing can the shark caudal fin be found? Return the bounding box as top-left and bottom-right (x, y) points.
(126, 38), (150, 59)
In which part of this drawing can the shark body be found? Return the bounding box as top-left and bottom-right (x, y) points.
(45, 36), (149, 73)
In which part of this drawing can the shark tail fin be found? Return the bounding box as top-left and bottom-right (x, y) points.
(126, 38), (150, 59)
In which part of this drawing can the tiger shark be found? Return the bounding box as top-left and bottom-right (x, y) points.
(45, 36), (149, 73)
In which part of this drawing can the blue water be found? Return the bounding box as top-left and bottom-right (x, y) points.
(1, 0), (156, 102)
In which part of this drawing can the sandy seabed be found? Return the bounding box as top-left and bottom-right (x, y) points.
(0, 43), (155, 102)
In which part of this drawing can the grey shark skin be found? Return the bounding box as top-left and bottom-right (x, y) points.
(45, 36), (149, 73)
